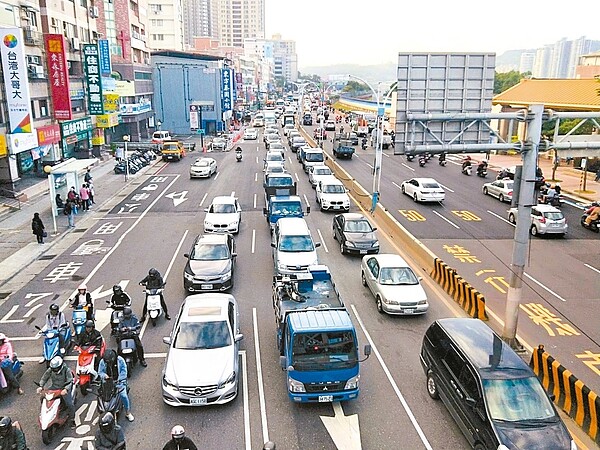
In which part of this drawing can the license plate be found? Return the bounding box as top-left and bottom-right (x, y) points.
(201, 284), (213, 290)
(318, 395), (333, 402)
(190, 397), (207, 405)
(360, 250), (367, 254)
(403, 309), (415, 314)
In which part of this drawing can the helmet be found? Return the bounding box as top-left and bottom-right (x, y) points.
(50, 356), (63, 370)
(100, 412), (115, 434)
(123, 306), (132, 319)
(49, 303), (59, 315)
(171, 425), (185, 441)
(0, 333), (5, 346)
(85, 320), (95, 329)
(112, 285), (122, 295)
(592, 201), (600, 207)
(78, 283), (87, 292)
(149, 268), (158, 277)
(103, 349), (117, 367)
(0, 416), (12, 437)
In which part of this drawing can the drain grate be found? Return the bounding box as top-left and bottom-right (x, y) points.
(98, 209), (110, 212)
(38, 254), (57, 260)
(72, 228), (87, 233)
(71, 275), (84, 281)
(0, 292), (11, 300)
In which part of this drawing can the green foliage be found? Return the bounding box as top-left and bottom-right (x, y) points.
(494, 71), (525, 94)
(343, 80), (369, 94)
(542, 119), (595, 135)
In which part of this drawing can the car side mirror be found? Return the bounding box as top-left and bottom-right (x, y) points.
(263, 207), (267, 215)
(372, 227), (378, 232)
(271, 242), (276, 248)
(204, 207), (209, 212)
(306, 205), (310, 214)
(364, 344), (372, 356)
(315, 242), (321, 248)
(279, 356), (286, 369)
(183, 253), (189, 258)
(234, 333), (244, 342)
(232, 252), (237, 258)
(418, 276), (423, 281)
(162, 336), (171, 345)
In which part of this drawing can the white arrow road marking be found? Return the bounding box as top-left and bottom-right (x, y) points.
(165, 190), (188, 206)
(320, 402), (361, 450)
(53, 436), (95, 450)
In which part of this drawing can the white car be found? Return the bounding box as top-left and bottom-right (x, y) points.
(243, 128), (258, 140)
(189, 157), (217, 179)
(161, 293), (243, 406)
(361, 254), (428, 315)
(308, 165), (333, 187)
(316, 177), (350, 212)
(263, 160), (286, 175)
(204, 196), (242, 234)
(401, 178), (445, 203)
(263, 127), (279, 139)
(508, 204), (567, 237)
(283, 123), (295, 136)
(264, 151), (285, 170)
(482, 179), (513, 202)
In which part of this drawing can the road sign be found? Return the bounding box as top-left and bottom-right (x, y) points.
(197, 129), (206, 135)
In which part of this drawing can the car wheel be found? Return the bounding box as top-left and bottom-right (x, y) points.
(340, 242), (345, 255)
(499, 194), (505, 202)
(530, 225), (538, 236)
(401, 185), (406, 194)
(508, 213), (516, 224)
(376, 296), (384, 314)
(474, 444), (485, 450)
(413, 193), (419, 202)
(361, 271), (367, 287)
(427, 371), (439, 400)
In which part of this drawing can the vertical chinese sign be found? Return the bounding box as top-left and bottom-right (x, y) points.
(0, 28), (33, 133)
(98, 39), (112, 77)
(82, 44), (104, 115)
(44, 34), (72, 121)
(221, 68), (232, 112)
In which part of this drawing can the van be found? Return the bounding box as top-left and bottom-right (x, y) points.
(420, 318), (574, 450)
(271, 218), (320, 275)
(152, 130), (171, 143)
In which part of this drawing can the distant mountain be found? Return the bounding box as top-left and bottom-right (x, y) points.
(299, 62), (397, 85)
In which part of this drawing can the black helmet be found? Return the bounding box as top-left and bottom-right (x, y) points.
(149, 268), (158, 277)
(112, 285), (122, 295)
(171, 425), (185, 441)
(123, 306), (132, 319)
(103, 349), (117, 367)
(85, 319), (95, 329)
(0, 416), (12, 437)
(100, 412), (115, 434)
(50, 303), (59, 315)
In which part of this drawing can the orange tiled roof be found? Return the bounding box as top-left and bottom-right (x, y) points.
(492, 78), (600, 110)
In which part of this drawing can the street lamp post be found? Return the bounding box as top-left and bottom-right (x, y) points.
(123, 134), (130, 181)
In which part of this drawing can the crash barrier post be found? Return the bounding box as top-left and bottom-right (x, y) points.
(530, 344), (600, 445)
(430, 259), (488, 320)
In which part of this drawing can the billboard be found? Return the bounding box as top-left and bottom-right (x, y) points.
(0, 28), (33, 133)
(82, 44), (104, 115)
(98, 39), (112, 77)
(221, 68), (232, 111)
(44, 34), (72, 121)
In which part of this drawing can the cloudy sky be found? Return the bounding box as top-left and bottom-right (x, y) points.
(265, 0), (600, 68)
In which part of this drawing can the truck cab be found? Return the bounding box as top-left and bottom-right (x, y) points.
(161, 140), (186, 161)
(263, 195), (309, 229)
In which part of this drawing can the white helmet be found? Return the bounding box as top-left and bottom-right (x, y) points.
(50, 356), (63, 369)
(78, 283), (87, 291)
(171, 425), (185, 440)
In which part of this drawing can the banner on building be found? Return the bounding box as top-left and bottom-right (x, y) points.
(37, 124), (61, 145)
(189, 105), (199, 131)
(96, 113), (119, 128)
(44, 34), (72, 121)
(8, 132), (38, 154)
(0, 28), (33, 133)
(98, 39), (112, 77)
(82, 44), (104, 115)
(104, 93), (119, 112)
(221, 68), (232, 111)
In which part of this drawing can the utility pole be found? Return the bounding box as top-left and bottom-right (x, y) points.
(502, 104), (543, 348)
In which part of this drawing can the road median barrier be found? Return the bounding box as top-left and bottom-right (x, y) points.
(530, 344), (600, 445)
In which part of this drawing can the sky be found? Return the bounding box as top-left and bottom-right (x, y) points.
(265, 0), (600, 68)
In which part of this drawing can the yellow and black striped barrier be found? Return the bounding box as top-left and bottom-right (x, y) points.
(530, 345), (600, 445)
(432, 258), (488, 320)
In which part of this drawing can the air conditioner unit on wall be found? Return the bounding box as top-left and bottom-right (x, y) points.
(27, 55), (41, 65)
(71, 37), (80, 50)
(51, 17), (58, 27)
(89, 6), (98, 18)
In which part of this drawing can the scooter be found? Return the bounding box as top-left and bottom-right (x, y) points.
(406, 155), (415, 162)
(462, 165), (472, 176)
(36, 326), (72, 366)
(37, 375), (79, 445)
(0, 356), (24, 395)
(438, 154), (447, 166)
(418, 156), (426, 167)
(142, 286), (165, 327)
(236, 151), (242, 162)
(95, 376), (124, 419)
(74, 341), (106, 395)
(106, 298), (131, 337)
(116, 326), (139, 377)
(72, 305), (88, 338)
(476, 167), (488, 178)
(581, 213), (599, 232)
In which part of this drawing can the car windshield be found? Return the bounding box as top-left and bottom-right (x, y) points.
(306, 153), (324, 162)
(270, 143), (284, 150)
(213, 139), (225, 144)
(271, 201), (302, 216)
(266, 153), (283, 161)
(292, 138), (305, 144)
(379, 267), (419, 285)
(266, 164), (284, 173)
(210, 203), (236, 213)
(323, 184), (345, 194)
(544, 212), (564, 220)
(196, 160), (211, 167)
(268, 177), (293, 187)
(314, 168), (331, 176)
(173, 320), (232, 350)
(344, 219), (372, 233)
(422, 182), (441, 189)
(504, 182), (514, 189)
(291, 331), (358, 371)
(482, 377), (556, 422)
(279, 235), (314, 252)
(191, 243), (230, 261)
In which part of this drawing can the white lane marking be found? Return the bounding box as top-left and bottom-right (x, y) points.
(214, 172), (220, 180)
(382, 152), (389, 158)
(253, 193), (257, 209)
(432, 210), (460, 229)
(255, 172), (258, 182)
(438, 183), (454, 193)
(295, 173), (300, 182)
(256, 156), (259, 164)
(392, 182), (402, 190)
(141, 229), (188, 339)
(524, 272), (566, 302)
(241, 350), (251, 450)
(584, 263), (600, 275)
(251, 229), (256, 254)
(199, 192), (208, 207)
(350, 305), (433, 450)
(289, 156), (294, 164)
(303, 193), (310, 210)
(354, 153), (359, 158)
(487, 210), (514, 226)
(317, 229), (329, 253)
(401, 163), (415, 172)
(365, 161), (373, 169)
(253, 308), (269, 443)
(231, 191), (235, 197)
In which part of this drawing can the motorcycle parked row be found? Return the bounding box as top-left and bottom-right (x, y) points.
(113, 149), (156, 175)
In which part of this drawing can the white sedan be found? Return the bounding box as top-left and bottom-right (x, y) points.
(400, 178), (445, 203)
(308, 165), (333, 187)
(189, 157), (217, 179)
(243, 128), (258, 140)
(482, 179), (513, 202)
(204, 196), (242, 234)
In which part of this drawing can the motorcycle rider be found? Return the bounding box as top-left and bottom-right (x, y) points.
(0, 416), (27, 450)
(585, 201), (600, 226)
(44, 303), (69, 355)
(118, 307), (147, 367)
(98, 349), (134, 422)
(109, 285), (131, 335)
(139, 268), (170, 321)
(162, 425), (198, 450)
(37, 356), (75, 428)
(461, 156), (472, 172)
(77, 320), (104, 359)
(438, 152), (446, 165)
(0, 334), (23, 395)
(70, 283), (94, 321)
(541, 184), (557, 204)
(476, 160), (488, 176)
(361, 137), (367, 150)
(94, 412), (125, 450)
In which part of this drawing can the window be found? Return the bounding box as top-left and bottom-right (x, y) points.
(442, 350), (463, 377)
(39, 99), (48, 117)
(151, 19), (163, 26)
(30, 101), (37, 119)
(152, 34), (164, 41)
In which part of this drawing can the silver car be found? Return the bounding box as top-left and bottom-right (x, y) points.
(507, 204), (567, 237)
(482, 179), (513, 202)
(361, 254), (428, 315)
(162, 294), (243, 406)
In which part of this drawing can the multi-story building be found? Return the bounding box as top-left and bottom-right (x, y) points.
(183, 0), (213, 48)
(519, 52), (535, 74)
(146, 0), (184, 51)
(215, 0), (264, 48)
(270, 33), (297, 83)
(531, 37), (600, 79)
(576, 51), (600, 79)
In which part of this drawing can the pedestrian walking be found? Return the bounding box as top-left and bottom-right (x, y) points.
(79, 184), (90, 211)
(64, 200), (75, 228)
(88, 181), (95, 204)
(84, 167), (93, 184)
(595, 168), (600, 182)
(32, 212), (45, 244)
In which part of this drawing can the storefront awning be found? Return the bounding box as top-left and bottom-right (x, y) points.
(50, 157), (98, 174)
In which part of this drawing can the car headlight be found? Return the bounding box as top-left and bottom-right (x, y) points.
(418, 300), (428, 305)
(218, 371), (236, 389)
(288, 377), (305, 393)
(372, 241), (379, 248)
(220, 271), (232, 282)
(184, 272), (195, 281)
(228, 221), (238, 227)
(277, 261), (287, 271)
(204, 221), (211, 227)
(163, 375), (179, 391)
(344, 375), (360, 390)
(345, 241), (356, 248)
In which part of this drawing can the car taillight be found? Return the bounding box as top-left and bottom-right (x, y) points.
(508, 191), (513, 196)
(539, 217), (546, 224)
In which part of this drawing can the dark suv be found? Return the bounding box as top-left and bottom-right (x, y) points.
(183, 234), (236, 292)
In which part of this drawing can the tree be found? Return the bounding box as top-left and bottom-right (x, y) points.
(494, 71), (527, 95)
(343, 80), (369, 95)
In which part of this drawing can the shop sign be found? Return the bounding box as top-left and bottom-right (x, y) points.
(61, 117), (92, 138)
(104, 93), (120, 112)
(120, 101), (151, 115)
(0, 28), (33, 133)
(98, 39), (112, 77)
(221, 68), (232, 112)
(96, 113), (119, 128)
(8, 132), (38, 154)
(0, 135), (7, 157)
(92, 128), (105, 145)
(189, 105), (198, 131)
(37, 124), (61, 145)
(114, 80), (135, 97)
(44, 34), (72, 120)
(70, 88), (85, 100)
(82, 44), (104, 115)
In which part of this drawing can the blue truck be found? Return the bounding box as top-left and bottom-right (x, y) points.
(263, 173), (309, 230)
(273, 265), (371, 403)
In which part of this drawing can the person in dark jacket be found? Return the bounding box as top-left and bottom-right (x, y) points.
(70, 283), (94, 320)
(32, 212), (45, 244)
(94, 412), (125, 450)
(0, 416), (27, 450)
(37, 356), (75, 428)
(162, 425), (197, 450)
(77, 320), (103, 353)
(139, 268), (170, 321)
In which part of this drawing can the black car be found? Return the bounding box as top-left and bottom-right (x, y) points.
(290, 136), (307, 153)
(183, 234), (236, 292)
(332, 213), (379, 255)
(303, 114), (313, 126)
